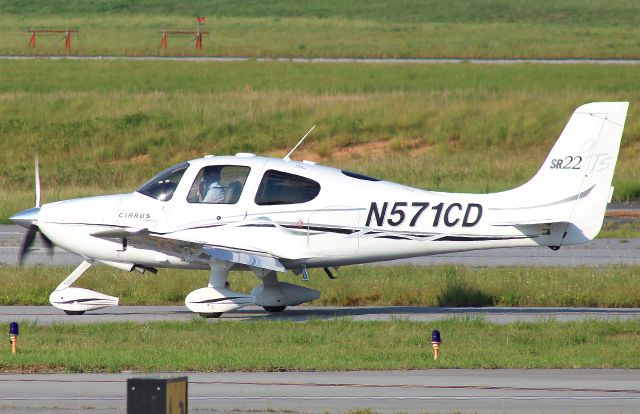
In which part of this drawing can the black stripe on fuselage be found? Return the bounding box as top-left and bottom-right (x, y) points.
(294, 225), (357, 234)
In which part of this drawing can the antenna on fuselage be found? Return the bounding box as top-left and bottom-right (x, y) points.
(35, 153), (41, 208)
(284, 125), (316, 161)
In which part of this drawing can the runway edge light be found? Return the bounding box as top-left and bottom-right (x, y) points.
(9, 322), (18, 354)
(431, 329), (441, 360)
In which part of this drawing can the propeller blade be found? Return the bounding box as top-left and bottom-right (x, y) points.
(39, 232), (54, 257)
(18, 224), (38, 265)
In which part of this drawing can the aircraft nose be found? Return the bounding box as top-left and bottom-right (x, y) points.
(10, 207), (40, 229)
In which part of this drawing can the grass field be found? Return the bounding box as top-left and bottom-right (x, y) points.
(2, 318), (639, 372)
(1, 1), (640, 58)
(2, 1), (640, 378)
(1, 60), (640, 225)
(3, 264), (640, 308)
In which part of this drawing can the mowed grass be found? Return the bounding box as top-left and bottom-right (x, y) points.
(2, 318), (640, 372)
(1, 60), (640, 225)
(1, 0), (640, 58)
(3, 264), (640, 308)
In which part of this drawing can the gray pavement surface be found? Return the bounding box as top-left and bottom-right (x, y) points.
(1, 225), (639, 267)
(1, 305), (639, 324)
(1, 370), (639, 414)
(4, 55), (640, 65)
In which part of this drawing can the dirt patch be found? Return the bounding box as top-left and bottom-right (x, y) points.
(605, 210), (640, 218)
(108, 154), (150, 165)
(129, 154), (150, 164)
(609, 332), (640, 339)
(334, 140), (393, 158)
(1, 366), (68, 374)
(269, 138), (432, 161)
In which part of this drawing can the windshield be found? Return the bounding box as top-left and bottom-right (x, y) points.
(137, 162), (189, 201)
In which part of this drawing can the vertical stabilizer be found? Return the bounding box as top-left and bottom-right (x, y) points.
(495, 102), (628, 245)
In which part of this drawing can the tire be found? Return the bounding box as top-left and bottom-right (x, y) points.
(263, 306), (287, 313)
(64, 310), (86, 315)
(199, 312), (223, 319)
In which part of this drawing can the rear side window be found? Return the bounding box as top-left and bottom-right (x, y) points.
(255, 170), (320, 205)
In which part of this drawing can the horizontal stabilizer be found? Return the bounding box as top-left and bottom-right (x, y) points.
(492, 219), (566, 227)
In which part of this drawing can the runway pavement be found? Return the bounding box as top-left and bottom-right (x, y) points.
(1, 305), (639, 324)
(4, 54), (640, 65)
(1, 225), (639, 267)
(1, 370), (639, 414)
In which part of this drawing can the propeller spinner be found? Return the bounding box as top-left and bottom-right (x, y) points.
(11, 207), (54, 265)
(10, 155), (54, 265)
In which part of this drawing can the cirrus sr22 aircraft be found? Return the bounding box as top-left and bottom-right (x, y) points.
(11, 102), (629, 317)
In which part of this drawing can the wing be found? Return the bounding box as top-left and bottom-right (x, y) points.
(90, 227), (286, 272)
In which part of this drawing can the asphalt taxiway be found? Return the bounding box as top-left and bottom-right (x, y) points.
(1, 305), (639, 324)
(2, 225), (640, 267)
(1, 370), (639, 414)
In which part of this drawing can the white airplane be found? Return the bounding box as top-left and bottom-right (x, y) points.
(11, 102), (628, 317)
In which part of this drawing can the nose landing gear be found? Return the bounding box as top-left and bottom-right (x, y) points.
(49, 260), (119, 314)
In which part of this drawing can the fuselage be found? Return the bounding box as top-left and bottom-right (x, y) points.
(30, 153), (555, 271)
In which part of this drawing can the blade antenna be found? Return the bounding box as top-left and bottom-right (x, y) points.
(35, 153), (41, 208)
(284, 125), (316, 161)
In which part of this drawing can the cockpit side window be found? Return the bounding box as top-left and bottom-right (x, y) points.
(187, 165), (251, 204)
(137, 162), (189, 201)
(254, 169), (320, 205)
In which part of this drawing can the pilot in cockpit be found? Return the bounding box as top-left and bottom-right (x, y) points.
(199, 167), (226, 203)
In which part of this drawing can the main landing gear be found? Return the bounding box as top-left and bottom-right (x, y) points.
(184, 261), (320, 318)
(184, 261), (254, 318)
(263, 306), (287, 313)
(50, 259), (320, 318)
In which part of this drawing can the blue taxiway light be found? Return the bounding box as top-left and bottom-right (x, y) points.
(9, 322), (18, 336)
